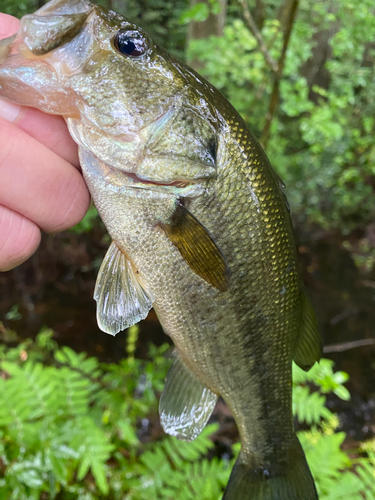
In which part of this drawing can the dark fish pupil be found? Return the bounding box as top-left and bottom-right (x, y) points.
(115, 31), (147, 57)
(119, 38), (136, 55)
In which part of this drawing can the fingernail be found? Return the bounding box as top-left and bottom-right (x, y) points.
(0, 97), (21, 122)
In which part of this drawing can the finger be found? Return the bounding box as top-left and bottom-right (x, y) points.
(0, 100), (80, 168)
(0, 204), (41, 271)
(0, 14), (20, 39)
(0, 13), (79, 168)
(0, 117), (90, 232)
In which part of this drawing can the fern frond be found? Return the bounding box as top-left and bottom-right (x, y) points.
(293, 385), (331, 424)
(300, 430), (351, 481)
(293, 360), (350, 400)
(54, 346), (100, 377)
(54, 367), (91, 416)
(70, 416), (114, 494)
(130, 424), (226, 500)
(356, 459), (375, 499)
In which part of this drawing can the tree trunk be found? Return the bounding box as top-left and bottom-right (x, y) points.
(187, 0), (227, 71)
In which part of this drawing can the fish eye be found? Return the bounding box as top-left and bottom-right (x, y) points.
(114, 30), (148, 57)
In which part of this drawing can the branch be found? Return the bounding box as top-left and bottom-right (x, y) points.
(276, 0), (299, 78)
(260, 0), (300, 149)
(237, 0), (278, 74)
(323, 339), (375, 354)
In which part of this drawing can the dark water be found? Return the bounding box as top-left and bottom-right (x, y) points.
(0, 230), (166, 359)
(297, 230), (375, 442)
(1, 227), (375, 444)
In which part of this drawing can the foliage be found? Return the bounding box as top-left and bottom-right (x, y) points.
(0, 323), (373, 499)
(4, 304), (22, 321)
(342, 236), (375, 275)
(293, 360), (375, 499)
(0, 326), (233, 499)
(3, 0), (375, 248)
(187, 0), (375, 237)
(0, 0), (36, 18)
(128, 426), (232, 500)
(179, 0), (222, 25)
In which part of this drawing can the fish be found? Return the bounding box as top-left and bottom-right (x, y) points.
(0, 1), (322, 498)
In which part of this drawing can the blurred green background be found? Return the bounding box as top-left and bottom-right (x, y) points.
(1, 0), (375, 498)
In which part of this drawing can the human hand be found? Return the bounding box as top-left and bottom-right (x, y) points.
(0, 13), (90, 271)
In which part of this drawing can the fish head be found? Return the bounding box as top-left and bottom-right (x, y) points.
(0, 0), (219, 184)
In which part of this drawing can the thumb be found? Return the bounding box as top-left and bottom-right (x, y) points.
(0, 13), (20, 40)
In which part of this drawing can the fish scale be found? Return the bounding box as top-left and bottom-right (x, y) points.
(0, 1), (321, 497)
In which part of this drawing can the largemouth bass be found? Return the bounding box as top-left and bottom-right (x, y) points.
(0, 1), (322, 498)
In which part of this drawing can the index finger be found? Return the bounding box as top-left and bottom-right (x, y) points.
(0, 13), (20, 38)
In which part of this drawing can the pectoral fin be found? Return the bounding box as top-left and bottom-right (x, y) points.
(159, 351), (218, 441)
(293, 292), (322, 371)
(94, 241), (154, 336)
(161, 203), (230, 292)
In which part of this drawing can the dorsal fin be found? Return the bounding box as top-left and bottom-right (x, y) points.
(159, 351), (218, 441)
(94, 241), (154, 336)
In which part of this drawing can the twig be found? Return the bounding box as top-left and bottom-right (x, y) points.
(329, 308), (358, 326)
(237, 0), (278, 74)
(361, 279), (375, 289)
(260, 0), (300, 149)
(323, 339), (375, 353)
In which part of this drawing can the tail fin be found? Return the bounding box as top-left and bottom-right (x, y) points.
(223, 437), (318, 500)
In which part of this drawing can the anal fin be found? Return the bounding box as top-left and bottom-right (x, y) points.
(94, 241), (154, 336)
(159, 351), (218, 441)
(294, 292), (322, 371)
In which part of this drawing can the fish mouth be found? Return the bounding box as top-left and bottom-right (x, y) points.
(121, 171), (195, 190)
(0, 32), (79, 115)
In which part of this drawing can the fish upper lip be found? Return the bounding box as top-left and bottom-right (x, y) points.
(0, 33), (58, 75)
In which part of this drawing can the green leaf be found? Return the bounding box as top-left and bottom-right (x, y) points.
(300, 431), (351, 485)
(180, 3), (209, 24)
(91, 460), (109, 495)
(293, 386), (331, 424)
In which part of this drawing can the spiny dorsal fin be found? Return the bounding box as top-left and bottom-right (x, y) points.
(160, 203), (230, 292)
(159, 351), (218, 441)
(94, 241), (154, 336)
(293, 292), (322, 371)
